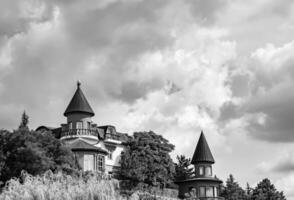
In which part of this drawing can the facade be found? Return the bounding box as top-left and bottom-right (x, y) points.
(176, 131), (223, 199)
(36, 82), (129, 175)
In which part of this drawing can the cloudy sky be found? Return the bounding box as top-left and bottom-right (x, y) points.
(1, 0), (294, 198)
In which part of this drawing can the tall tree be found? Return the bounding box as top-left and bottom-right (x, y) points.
(19, 111), (29, 130)
(120, 131), (175, 188)
(174, 155), (194, 181)
(251, 178), (286, 200)
(221, 174), (247, 200)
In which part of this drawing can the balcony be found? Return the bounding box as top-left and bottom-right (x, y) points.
(61, 129), (98, 139)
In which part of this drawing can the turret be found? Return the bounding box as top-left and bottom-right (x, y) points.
(191, 131), (215, 178)
(61, 81), (97, 141)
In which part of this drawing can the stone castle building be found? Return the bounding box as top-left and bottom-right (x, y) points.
(36, 82), (129, 175)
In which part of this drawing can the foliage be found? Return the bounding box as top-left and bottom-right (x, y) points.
(0, 127), (78, 184)
(174, 155), (194, 181)
(220, 174), (247, 200)
(0, 171), (179, 200)
(251, 178), (286, 200)
(19, 111), (29, 130)
(0, 170), (123, 200)
(119, 131), (175, 188)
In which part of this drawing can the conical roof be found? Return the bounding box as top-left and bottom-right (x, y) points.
(191, 131), (215, 164)
(64, 81), (95, 117)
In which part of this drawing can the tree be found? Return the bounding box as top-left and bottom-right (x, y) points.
(119, 131), (175, 188)
(174, 155), (194, 181)
(19, 111), (29, 130)
(251, 178), (286, 200)
(0, 117), (79, 184)
(245, 182), (253, 200)
(221, 174), (247, 200)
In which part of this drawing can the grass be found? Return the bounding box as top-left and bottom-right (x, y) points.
(0, 171), (179, 200)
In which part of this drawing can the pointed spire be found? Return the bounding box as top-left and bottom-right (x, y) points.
(64, 81), (95, 117)
(191, 130), (215, 164)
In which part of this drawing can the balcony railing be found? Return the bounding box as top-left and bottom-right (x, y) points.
(198, 197), (225, 200)
(61, 129), (98, 138)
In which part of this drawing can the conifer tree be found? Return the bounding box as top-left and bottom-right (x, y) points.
(251, 178), (286, 200)
(174, 155), (194, 181)
(221, 174), (246, 200)
(19, 111), (29, 130)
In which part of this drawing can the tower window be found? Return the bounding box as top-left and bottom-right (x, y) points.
(199, 187), (205, 197)
(199, 166), (204, 175)
(69, 122), (73, 130)
(108, 150), (113, 160)
(206, 187), (214, 197)
(76, 122), (83, 129)
(205, 166), (212, 176)
(96, 155), (104, 172)
(83, 154), (94, 171)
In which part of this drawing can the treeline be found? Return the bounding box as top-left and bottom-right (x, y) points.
(0, 112), (79, 185)
(174, 155), (286, 200)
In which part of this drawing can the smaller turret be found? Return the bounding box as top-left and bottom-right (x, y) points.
(191, 131), (215, 178)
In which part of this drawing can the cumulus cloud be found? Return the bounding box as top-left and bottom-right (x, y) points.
(1, 0), (294, 198)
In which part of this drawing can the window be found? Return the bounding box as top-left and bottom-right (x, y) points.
(69, 122), (73, 130)
(199, 187), (205, 197)
(76, 122), (83, 135)
(214, 187), (218, 197)
(206, 187), (214, 197)
(95, 155), (104, 172)
(199, 166), (204, 175)
(76, 122), (83, 129)
(83, 154), (94, 171)
(205, 166), (212, 176)
(87, 122), (91, 129)
(108, 150), (113, 160)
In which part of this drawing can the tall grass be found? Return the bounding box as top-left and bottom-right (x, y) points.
(0, 171), (179, 200)
(0, 171), (122, 200)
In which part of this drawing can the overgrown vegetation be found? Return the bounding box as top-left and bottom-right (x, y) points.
(0, 112), (79, 185)
(0, 171), (179, 200)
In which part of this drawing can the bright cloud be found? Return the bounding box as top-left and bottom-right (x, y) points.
(1, 0), (294, 199)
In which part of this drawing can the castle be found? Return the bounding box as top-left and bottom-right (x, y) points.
(36, 82), (223, 199)
(36, 81), (129, 175)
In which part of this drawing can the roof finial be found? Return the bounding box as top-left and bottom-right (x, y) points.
(77, 80), (81, 88)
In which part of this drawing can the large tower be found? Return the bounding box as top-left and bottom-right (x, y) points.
(61, 81), (98, 144)
(176, 131), (223, 199)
